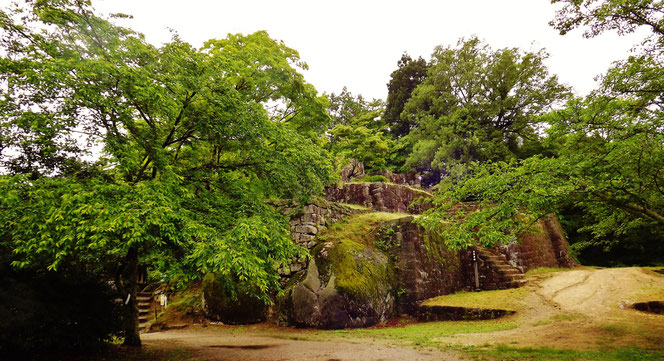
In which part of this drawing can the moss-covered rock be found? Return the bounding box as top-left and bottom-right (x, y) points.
(201, 273), (266, 324)
(279, 236), (396, 329)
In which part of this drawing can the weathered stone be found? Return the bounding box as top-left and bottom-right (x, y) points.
(279, 239), (395, 329)
(298, 234), (315, 243)
(326, 182), (433, 214)
(202, 273), (266, 325)
(294, 225), (318, 235)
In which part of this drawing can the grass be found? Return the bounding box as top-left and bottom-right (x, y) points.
(317, 212), (411, 246)
(329, 318), (518, 348)
(465, 344), (664, 361)
(421, 288), (528, 311)
(526, 267), (575, 275)
(532, 312), (585, 326)
(340, 203), (371, 210)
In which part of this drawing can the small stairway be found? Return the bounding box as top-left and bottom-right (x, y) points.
(476, 247), (527, 289)
(137, 291), (152, 332)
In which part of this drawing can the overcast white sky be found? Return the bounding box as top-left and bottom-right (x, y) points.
(94, 0), (646, 101)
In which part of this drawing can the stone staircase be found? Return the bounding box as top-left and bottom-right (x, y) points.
(137, 291), (152, 332)
(476, 247), (527, 289)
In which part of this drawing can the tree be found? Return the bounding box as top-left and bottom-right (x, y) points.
(550, 0), (664, 41)
(0, 0), (333, 346)
(326, 87), (391, 173)
(403, 38), (569, 178)
(418, 1), (664, 255)
(384, 53), (429, 139)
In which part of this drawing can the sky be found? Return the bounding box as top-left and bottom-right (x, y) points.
(93, 0), (647, 101)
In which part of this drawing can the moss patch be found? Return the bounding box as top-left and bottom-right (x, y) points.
(314, 238), (394, 303)
(339, 203), (371, 211)
(421, 288), (528, 312)
(316, 212), (411, 246)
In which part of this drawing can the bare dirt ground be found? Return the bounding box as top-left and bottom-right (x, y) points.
(142, 326), (463, 361)
(142, 267), (664, 360)
(436, 267), (664, 349)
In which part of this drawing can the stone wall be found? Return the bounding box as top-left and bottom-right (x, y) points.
(278, 201), (366, 276)
(499, 214), (576, 270)
(368, 170), (421, 188)
(382, 217), (466, 314)
(325, 182), (432, 214)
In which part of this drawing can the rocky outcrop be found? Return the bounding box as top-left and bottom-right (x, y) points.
(499, 214), (576, 270)
(277, 201), (367, 277)
(201, 273), (266, 324)
(277, 211), (577, 328)
(367, 170), (421, 188)
(279, 239), (395, 329)
(325, 182), (432, 214)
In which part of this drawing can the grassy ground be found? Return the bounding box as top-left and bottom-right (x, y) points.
(421, 288), (528, 311)
(317, 212), (411, 246)
(463, 344), (664, 361)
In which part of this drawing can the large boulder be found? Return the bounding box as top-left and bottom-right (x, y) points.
(201, 273), (266, 324)
(279, 238), (395, 329)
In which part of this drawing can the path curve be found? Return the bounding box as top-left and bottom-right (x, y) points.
(142, 328), (463, 361)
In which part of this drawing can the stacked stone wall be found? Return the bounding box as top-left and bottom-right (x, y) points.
(368, 170), (421, 188)
(278, 201), (366, 276)
(325, 182), (432, 214)
(499, 214), (576, 270)
(382, 217), (466, 314)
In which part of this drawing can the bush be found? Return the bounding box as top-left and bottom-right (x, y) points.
(0, 262), (122, 354)
(356, 175), (389, 183)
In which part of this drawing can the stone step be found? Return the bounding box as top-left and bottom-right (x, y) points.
(499, 268), (520, 275)
(510, 279), (527, 288)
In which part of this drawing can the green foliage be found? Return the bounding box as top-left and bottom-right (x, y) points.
(384, 53), (429, 139)
(403, 37), (569, 177)
(0, 0), (334, 345)
(374, 224), (397, 253)
(550, 0), (664, 46)
(0, 260), (122, 353)
(355, 174), (390, 183)
(327, 88), (392, 172)
(418, 3), (664, 257)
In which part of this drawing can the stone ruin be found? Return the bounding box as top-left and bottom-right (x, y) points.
(203, 169), (576, 328)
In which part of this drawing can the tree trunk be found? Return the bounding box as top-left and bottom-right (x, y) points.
(122, 246), (142, 346)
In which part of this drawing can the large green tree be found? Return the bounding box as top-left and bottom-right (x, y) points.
(403, 38), (569, 179)
(384, 53), (429, 139)
(418, 0), (664, 256)
(326, 87), (391, 174)
(0, 0), (333, 346)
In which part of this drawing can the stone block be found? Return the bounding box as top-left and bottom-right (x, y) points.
(295, 225), (318, 234)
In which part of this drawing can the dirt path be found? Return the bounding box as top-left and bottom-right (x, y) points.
(142, 267), (664, 358)
(436, 267), (664, 349)
(142, 327), (463, 361)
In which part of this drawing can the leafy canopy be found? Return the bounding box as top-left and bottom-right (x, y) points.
(0, 0), (334, 302)
(418, 1), (664, 251)
(403, 37), (569, 178)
